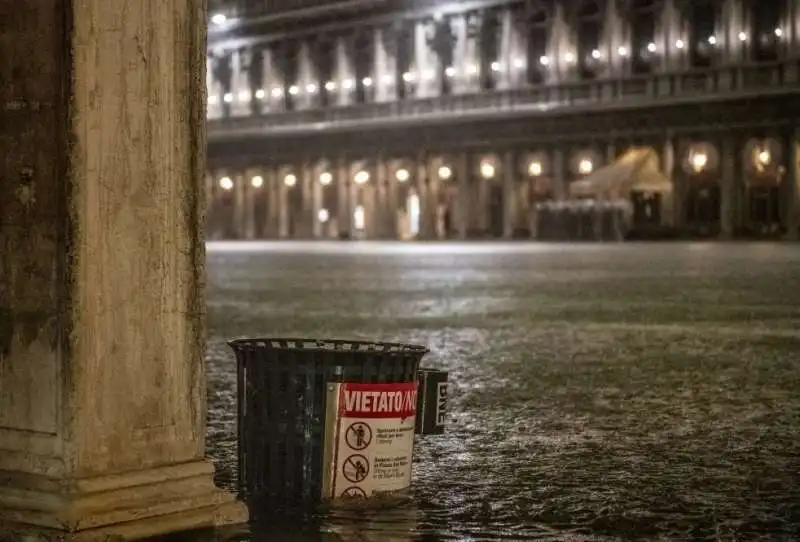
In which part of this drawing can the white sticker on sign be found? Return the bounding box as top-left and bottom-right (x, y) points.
(329, 382), (418, 499)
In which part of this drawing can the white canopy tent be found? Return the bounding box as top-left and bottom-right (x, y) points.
(569, 147), (673, 200)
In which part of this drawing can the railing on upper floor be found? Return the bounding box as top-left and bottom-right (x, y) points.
(207, 61), (800, 138)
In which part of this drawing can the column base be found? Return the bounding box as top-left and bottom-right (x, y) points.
(0, 461), (247, 541)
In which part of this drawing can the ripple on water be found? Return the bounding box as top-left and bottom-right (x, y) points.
(206, 242), (800, 541)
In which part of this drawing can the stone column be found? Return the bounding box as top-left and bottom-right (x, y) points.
(720, 136), (739, 239)
(335, 37), (354, 106)
(263, 47), (282, 112)
(298, 42), (316, 109)
(413, 21), (436, 98)
(452, 14), (471, 94)
(375, 28), (397, 102)
(553, 147), (568, 200)
(496, 9), (514, 90)
(661, 137), (677, 228)
(337, 159), (353, 238)
(416, 155), (435, 239)
(233, 172), (246, 239)
(455, 152), (470, 239)
(0, 1), (246, 539)
(230, 48), (250, 116)
(374, 160), (389, 239)
(266, 168), (280, 238)
(243, 169), (258, 239)
(475, 163), (490, 235)
(279, 171), (291, 238)
(787, 131), (800, 240)
(385, 161), (400, 239)
(502, 150), (518, 238)
(207, 53), (222, 119)
(300, 163), (314, 238)
(312, 166), (324, 238)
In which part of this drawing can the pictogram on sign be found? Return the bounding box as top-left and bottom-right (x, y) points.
(340, 486), (367, 499)
(342, 454), (370, 484)
(345, 422), (372, 451)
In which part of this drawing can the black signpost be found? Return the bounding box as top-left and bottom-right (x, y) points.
(415, 369), (448, 435)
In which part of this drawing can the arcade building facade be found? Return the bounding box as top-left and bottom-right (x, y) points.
(205, 0), (800, 240)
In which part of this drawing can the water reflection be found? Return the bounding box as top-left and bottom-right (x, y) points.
(206, 242), (800, 541)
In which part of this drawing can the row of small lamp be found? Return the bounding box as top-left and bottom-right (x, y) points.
(216, 157), (583, 191)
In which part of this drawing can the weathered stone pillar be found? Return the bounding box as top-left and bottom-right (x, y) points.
(502, 150), (518, 238)
(0, 1), (246, 539)
(787, 131), (800, 241)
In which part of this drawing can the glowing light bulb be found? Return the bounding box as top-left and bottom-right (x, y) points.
(354, 170), (370, 184)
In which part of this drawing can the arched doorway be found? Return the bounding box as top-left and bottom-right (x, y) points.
(477, 157), (504, 238)
(314, 164), (339, 239)
(743, 138), (784, 237)
(523, 152), (553, 239)
(682, 142), (720, 237)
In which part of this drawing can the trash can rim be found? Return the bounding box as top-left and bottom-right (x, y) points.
(227, 337), (430, 355)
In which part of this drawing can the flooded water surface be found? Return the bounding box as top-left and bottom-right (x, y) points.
(205, 242), (800, 541)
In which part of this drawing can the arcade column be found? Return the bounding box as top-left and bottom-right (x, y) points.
(787, 131), (800, 241)
(454, 152), (470, 239)
(661, 137), (677, 228)
(266, 168), (282, 238)
(336, 159), (353, 238)
(233, 171), (247, 239)
(0, 0), (246, 539)
(416, 155), (436, 239)
(720, 136), (741, 239)
(552, 147), (567, 200)
(502, 150), (518, 238)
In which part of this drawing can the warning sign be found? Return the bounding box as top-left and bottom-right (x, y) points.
(324, 382), (418, 500)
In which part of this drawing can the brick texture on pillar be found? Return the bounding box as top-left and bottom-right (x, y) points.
(0, 0), (247, 539)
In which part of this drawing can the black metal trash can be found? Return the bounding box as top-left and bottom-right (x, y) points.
(228, 338), (429, 512)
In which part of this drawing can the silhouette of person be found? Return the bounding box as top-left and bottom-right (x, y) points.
(354, 424), (366, 448)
